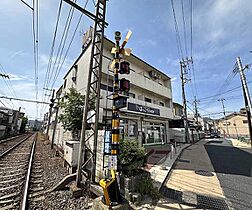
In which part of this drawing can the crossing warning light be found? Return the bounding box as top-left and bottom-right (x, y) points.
(119, 61), (130, 74)
(119, 78), (130, 92)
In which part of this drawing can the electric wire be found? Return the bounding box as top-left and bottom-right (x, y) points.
(49, 0), (89, 91)
(170, 0), (184, 59)
(40, 0), (63, 115)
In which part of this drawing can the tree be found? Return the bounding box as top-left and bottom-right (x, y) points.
(19, 116), (28, 133)
(58, 88), (95, 140)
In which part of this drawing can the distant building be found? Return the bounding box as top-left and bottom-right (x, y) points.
(28, 120), (43, 131)
(173, 102), (183, 119)
(0, 106), (24, 137)
(217, 109), (250, 138)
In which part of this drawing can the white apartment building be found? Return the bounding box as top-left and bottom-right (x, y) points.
(48, 28), (174, 151)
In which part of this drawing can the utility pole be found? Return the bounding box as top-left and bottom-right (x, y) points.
(193, 96), (199, 124)
(236, 57), (252, 147)
(14, 107), (21, 134)
(180, 58), (192, 143)
(46, 89), (55, 140)
(218, 98), (229, 137)
(51, 98), (59, 149)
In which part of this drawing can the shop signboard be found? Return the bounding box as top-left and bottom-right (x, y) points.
(127, 102), (160, 116)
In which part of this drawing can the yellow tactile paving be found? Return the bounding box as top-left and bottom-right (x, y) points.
(166, 169), (225, 198)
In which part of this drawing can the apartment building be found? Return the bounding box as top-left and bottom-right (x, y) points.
(0, 106), (24, 137)
(217, 111), (251, 138)
(48, 28), (174, 150)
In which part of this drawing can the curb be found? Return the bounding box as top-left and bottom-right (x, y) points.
(160, 187), (230, 210)
(158, 142), (193, 192)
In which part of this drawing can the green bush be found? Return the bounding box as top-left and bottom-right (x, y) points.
(137, 176), (160, 200)
(119, 139), (147, 176)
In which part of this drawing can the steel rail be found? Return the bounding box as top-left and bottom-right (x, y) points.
(20, 134), (37, 210)
(0, 134), (32, 158)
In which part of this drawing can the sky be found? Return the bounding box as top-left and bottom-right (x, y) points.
(0, 0), (252, 120)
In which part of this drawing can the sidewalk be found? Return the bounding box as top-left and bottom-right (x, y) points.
(158, 139), (232, 210)
(145, 143), (190, 190)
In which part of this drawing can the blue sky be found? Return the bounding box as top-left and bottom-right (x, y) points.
(0, 0), (251, 120)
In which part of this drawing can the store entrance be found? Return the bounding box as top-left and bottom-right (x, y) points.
(142, 122), (166, 145)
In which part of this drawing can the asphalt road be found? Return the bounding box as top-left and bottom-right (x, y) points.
(204, 138), (252, 210)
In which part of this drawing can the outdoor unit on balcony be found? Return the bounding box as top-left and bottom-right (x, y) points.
(149, 71), (159, 79)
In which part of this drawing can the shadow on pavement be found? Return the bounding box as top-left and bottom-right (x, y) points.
(204, 144), (252, 177)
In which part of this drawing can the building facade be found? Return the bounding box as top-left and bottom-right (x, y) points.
(217, 112), (250, 138)
(47, 28), (174, 151)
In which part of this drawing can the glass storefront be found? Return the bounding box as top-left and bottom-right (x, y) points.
(142, 122), (166, 145)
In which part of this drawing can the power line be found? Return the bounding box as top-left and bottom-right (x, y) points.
(20, 0), (33, 10)
(181, 0), (188, 57)
(43, 2), (75, 101)
(50, 0), (89, 90)
(0, 96), (50, 104)
(40, 0), (63, 115)
(170, 0), (184, 59)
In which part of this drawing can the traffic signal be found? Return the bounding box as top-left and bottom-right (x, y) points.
(119, 61), (130, 74)
(119, 78), (130, 92)
(49, 98), (55, 108)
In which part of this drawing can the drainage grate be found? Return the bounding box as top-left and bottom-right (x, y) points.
(197, 195), (229, 210)
(195, 170), (214, 177)
(160, 186), (183, 202)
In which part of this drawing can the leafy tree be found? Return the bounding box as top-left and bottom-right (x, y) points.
(19, 116), (28, 133)
(119, 139), (147, 176)
(58, 88), (95, 140)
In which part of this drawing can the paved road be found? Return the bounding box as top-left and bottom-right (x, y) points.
(204, 138), (252, 210)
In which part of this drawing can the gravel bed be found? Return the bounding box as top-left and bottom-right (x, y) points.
(30, 133), (92, 210)
(0, 134), (29, 154)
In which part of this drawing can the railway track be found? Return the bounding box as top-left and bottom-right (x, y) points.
(0, 133), (44, 210)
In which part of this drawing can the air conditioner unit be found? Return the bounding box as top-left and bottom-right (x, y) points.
(149, 71), (158, 79)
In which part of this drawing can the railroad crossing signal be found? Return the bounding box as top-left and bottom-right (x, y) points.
(119, 61), (130, 74)
(100, 30), (132, 206)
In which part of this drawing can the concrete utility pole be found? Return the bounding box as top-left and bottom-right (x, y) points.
(14, 107), (21, 134)
(218, 98), (229, 137)
(193, 96), (199, 124)
(51, 99), (59, 149)
(236, 57), (252, 146)
(46, 89), (55, 140)
(180, 59), (192, 143)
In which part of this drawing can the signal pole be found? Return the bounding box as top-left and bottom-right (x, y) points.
(218, 98), (229, 137)
(180, 58), (192, 143)
(99, 31), (132, 206)
(46, 89), (55, 141)
(236, 57), (252, 147)
(51, 98), (59, 149)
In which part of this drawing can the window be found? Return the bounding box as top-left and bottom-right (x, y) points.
(243, 120), (248, 124)
(145, 97), (152, 103)
(128, 93), (135, 98)
(159, 101), (164, 106)
(72, 65), (78, 82)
